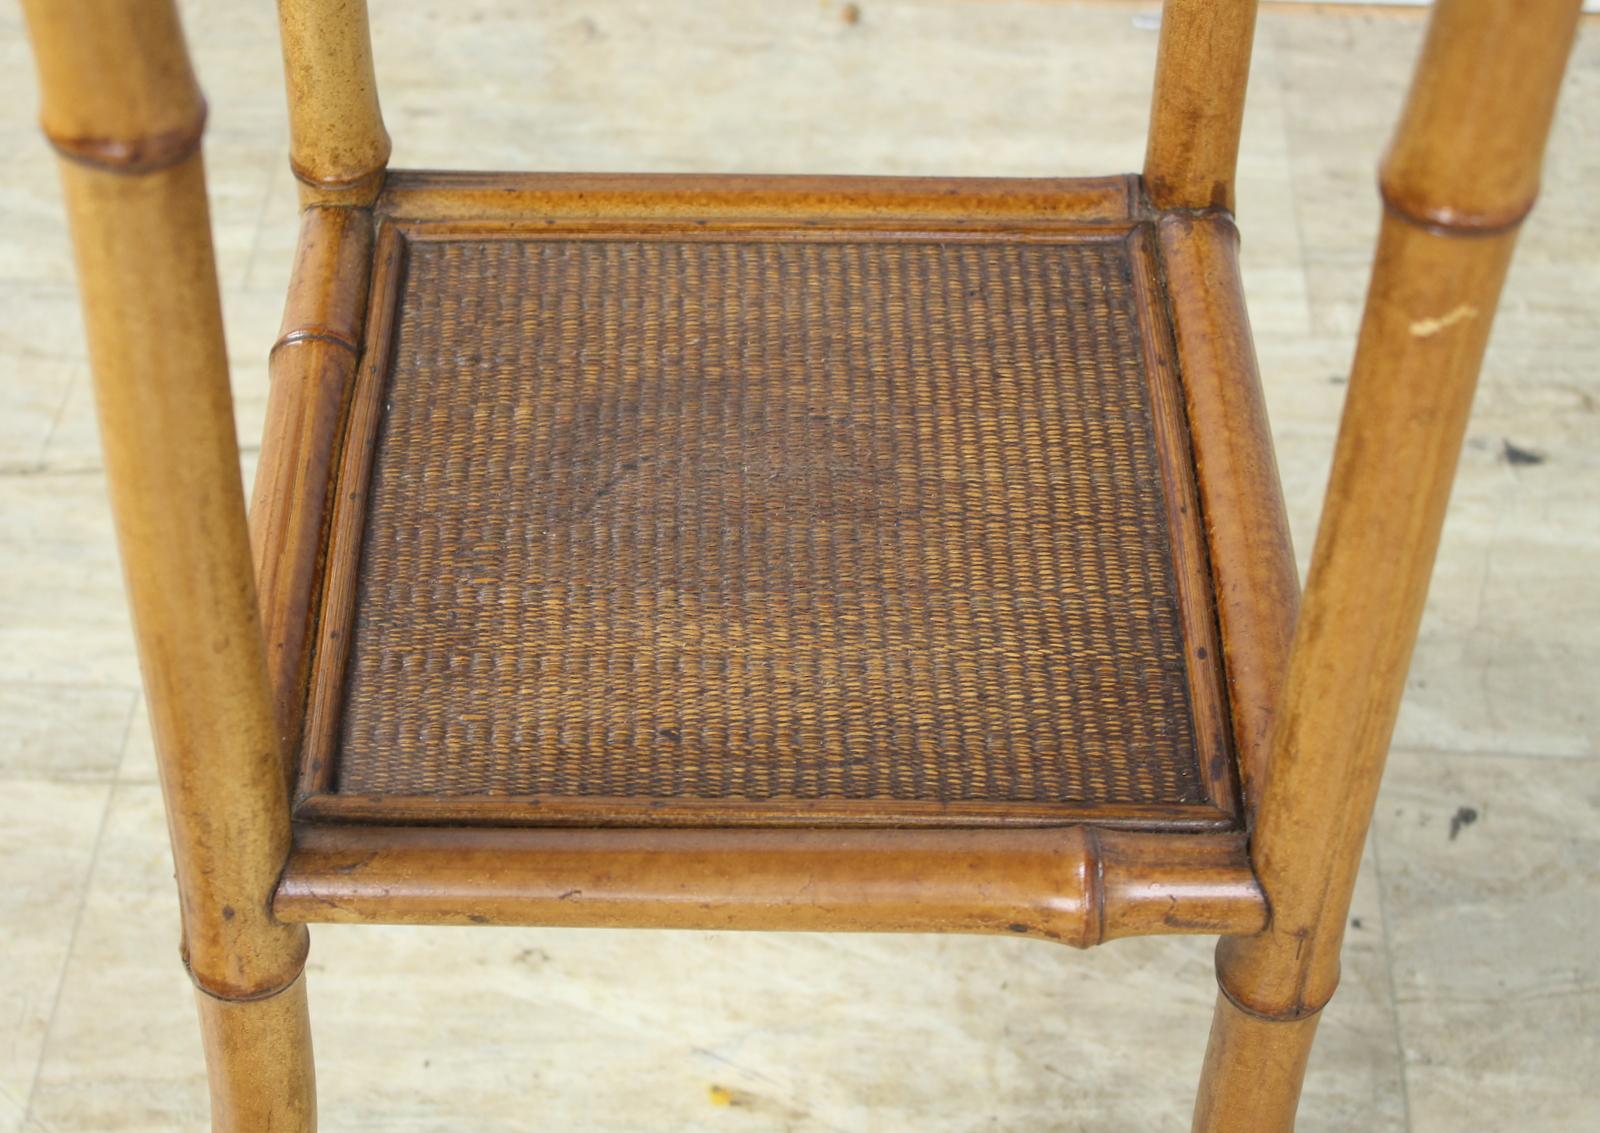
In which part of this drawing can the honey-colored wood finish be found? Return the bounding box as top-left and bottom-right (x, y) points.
(18, 0), (1583, 1129)
(22, 0), (204, 173)
(195, 975), (317, 1132)
(18, 1), (313, 1128)
(251, 207), (373, 783)
(1127, 223), (1240, 822)
(277, 826), (1266, 945)
(19, 0), (307, 1001)
(276, 0), (390, 203)
(50, 151), (307, 1003)
(376, 170), (1141, 223)
(1191, 992), (1319, 1133)
(1195, 2), (1584, 1128)
(1145, 0), (1260, 212)
(1157, 212), (1298, 819)
(1381, 0), (1582, 232)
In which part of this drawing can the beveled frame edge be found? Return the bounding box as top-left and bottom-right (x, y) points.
(292, 792), (1234, 832)
(377, 170), (1142, 224)
(290, 186), (1243, 832)
(252, 208), (375, 793)
(398, 220), (1139, 243)
(296, 222), (407, 803)
(275, 822), (1267, 948)
(1152, 210), (1300, 821)
(1126, 225), (1240, 822)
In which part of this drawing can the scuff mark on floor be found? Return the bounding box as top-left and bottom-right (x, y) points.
(1501, 439), (1546, 466)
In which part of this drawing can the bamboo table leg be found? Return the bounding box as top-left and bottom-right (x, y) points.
(1192, 1), (1583, 1128)
(19, 2), (316, 1128)
(277, 0), (391, 206)
(1145, 0), (1259, 213)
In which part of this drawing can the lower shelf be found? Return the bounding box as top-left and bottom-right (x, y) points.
(288, 172), (1237, 831)
(252, 171), (1296, 941)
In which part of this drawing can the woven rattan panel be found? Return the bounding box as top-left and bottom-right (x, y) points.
(324, 230), (1218, 820)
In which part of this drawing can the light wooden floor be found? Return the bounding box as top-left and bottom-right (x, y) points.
(1, 3), (1596, 1130)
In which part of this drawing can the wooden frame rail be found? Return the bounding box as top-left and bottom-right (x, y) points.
(251, 207), (374, 787)
(1157, 211), (1298, 823)
(277, 827), (1268, 946)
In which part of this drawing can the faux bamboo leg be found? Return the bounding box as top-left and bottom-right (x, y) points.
(277, 0), (391, 205)
(1144, 0), (1259, 212)
(1193, 2), (1583, 1129)
(1192, 992), (1319, 1133)
(196, 974), (317, 1130)
(19, 2), (314, 1129)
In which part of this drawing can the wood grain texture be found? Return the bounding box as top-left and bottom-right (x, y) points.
(1219, 0), (1582, 1025)
(195, 974), (316, 1133)
(1191, 989), (1319, 1133)
(272, 208), (374, 351)
(251, 208), (372, 789)
(19, 14), (318, 1133)
(20, 0), (205, 173)
(378, 171), (1140, 224)
(276, 824), (1266, 946)
(1197, 1), (1582, 1128)
(1157, 211), (1298, 819)
(1381, 0), (1585, 231)
(21, 0), (1585, 1126)
(1222, 213), (1520, 1019)
(277, 0), (389, 202)
(1144, 0), (1260, 212)
(53, 157), (307, 1001)
(296, 222), (403, 802)
(1127, 223), (1239, 821)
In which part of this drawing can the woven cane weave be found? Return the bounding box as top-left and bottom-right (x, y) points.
(331, 233), (1210, 813)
